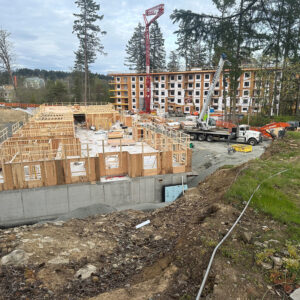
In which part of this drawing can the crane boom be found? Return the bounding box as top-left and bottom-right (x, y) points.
(198, 53), (227, 123)
(143, 4), (164, 113)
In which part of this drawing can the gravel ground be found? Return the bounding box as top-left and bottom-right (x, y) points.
(188, 139), (271, 187)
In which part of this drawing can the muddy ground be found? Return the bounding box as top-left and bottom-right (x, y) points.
(0, 139), (297, 299)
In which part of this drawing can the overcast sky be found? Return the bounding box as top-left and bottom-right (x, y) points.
(0, 0), (218, 75)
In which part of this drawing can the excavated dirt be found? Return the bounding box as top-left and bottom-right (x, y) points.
(0, 139), (295, 299)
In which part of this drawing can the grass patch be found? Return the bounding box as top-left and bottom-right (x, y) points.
(225, 132), (300, 240)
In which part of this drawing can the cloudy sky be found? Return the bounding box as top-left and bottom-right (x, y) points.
(0, 0), (218, 75)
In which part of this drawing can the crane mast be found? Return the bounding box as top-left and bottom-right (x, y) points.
(198, 53), (227, 128)
(143, 4), (164, 113)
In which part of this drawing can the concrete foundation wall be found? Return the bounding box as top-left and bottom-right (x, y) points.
(0, 173), (187, 227)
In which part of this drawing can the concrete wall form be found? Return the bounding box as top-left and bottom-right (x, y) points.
(0, 173), (187, 227)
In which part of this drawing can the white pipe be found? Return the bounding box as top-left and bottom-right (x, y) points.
(195, 169), (288, 300)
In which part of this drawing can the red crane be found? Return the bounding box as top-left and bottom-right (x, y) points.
(143, 4), (164, 113)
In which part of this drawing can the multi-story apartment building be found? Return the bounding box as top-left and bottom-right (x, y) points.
(0, 85), (15, 102)
(110, 68), (281, 115)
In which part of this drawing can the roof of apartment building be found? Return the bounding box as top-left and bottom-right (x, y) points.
(109, 66), (281, 77)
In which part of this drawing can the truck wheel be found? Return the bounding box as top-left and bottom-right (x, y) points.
(207, 135), (214, 142)
(190, 134), (198, 141)
(198, 134), (206, 141)
(248, 138), (257, 146)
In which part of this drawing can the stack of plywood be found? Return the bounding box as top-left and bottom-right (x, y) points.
(108, 130), (123, 139)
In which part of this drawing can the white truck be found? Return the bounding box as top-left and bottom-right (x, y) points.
(184, 53), (262, 146)
(185, 124), (262, 146)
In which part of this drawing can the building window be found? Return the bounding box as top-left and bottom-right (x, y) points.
(204, 82), (209, 88)
(196, 107), (200, 111)
(161, 91), (165, 96)
(243, 107), (248, 112)
(131, 77), (135, 82)
(117, 84), (121, 89)
(132, 84), (135, 89)
(195, 91), (200, 96)
(214, 99), (218, 104)
(178, 91), (182, 96)
(188, 75), (193, 80)
(244, 81), (250, 87)
(132, 98), (136, 103)
(204, 91), (208, 96)
(188, 83), (193, 88)
(178, 99), (182, 103)
(196, 74), (201, 80)
(170, 83), (175, 88)
(133, 105), (136, 109)
(216, 82), (219, 87)
(243, 90), (249, 96)
(161, 99), (165, 103)
(155, 83), (159, 88)
(196, 82), (200, 88)
(214, 91), (219, 96)
(205, 74), (210, 80)
(155, 76), (159, 81)
(155, 91), (159, 96)
(195, 99), (200, 104)
(116, 77), (121, 82)
(170, 75), (175, 80)
(132, 91), (135, 96)
(161, 83), (165, 88)
(140, 84), (143, 89)
(161, 76), (165, 81)
(243, 99), (248, 104)
(140, 91), (143, 96)
(236, 90), (239, 96)
(139, 76), (143, 81)
(117, 92), (121, 96)
(178, 83), (182, 88)
(170, 91), (175, 96)
(244, 72), (250, 79)
(178, 75), (182, 80)
(188, 91), (193, 96)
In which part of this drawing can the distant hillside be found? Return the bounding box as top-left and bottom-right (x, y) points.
(0, 69), (112, 85)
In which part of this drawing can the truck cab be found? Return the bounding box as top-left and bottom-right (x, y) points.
(232, 125), (262, 145)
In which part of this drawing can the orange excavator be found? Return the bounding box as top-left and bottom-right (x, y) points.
(252, 122), (291, 139)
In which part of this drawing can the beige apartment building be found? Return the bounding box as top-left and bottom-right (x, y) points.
(110, 68), (281, 115)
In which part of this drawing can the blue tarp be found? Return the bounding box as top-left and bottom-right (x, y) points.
(164, 185), (188, 203)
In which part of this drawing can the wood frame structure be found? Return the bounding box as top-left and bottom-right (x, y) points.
(0, 105), (192, 191)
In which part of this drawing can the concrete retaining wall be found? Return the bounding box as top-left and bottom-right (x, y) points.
(0, 173), (187, 227)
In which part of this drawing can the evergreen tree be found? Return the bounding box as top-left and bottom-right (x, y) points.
(73, 0), (106, 104)
(125, 21), (166, 72)
(167, 51), (180, 71)
(46, 80), (68, 103)
(150, 21), (166, 71)
(125, 23), (146, 72)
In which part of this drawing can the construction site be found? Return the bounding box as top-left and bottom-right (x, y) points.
(0, 2), (300, 300)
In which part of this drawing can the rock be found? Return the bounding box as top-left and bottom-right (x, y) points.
(254, 241), (264, 247)
(75, 264), (97, 280)
(271, 256), (283, 267)
(1, 249), (29, 266)
(261, 262), (272, 270)
(267, 239), (280, 245)
(290, 287), (300, 300)
(48, 256), (69, 265)
(241, 231), (252, 243)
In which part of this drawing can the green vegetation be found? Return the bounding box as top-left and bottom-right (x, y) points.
(240, 114), (298, 127)
(226, 132), (300, 240)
